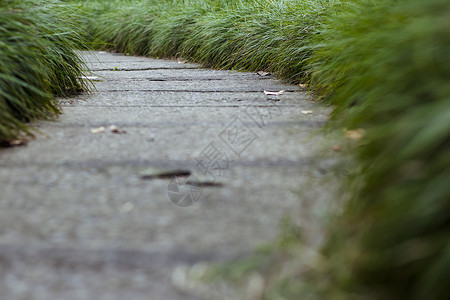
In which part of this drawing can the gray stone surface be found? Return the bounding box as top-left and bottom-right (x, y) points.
(0, 51), (341, 299)
(81, 51), (200, 71)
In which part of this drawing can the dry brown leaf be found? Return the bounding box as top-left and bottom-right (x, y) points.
(9, 139), (27, 147)
(345, 129), (365, 140)
(90, 126), (105, 134)
(332, 145), (341, 152)
(109, 125), (126, 134)
(257, 71), (270, 76)
(264, 90), (285, 96)
(301, 110), (313, 115)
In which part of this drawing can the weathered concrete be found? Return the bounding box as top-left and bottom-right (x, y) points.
(0, 51), (341, 299)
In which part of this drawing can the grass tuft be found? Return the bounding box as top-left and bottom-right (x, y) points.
(306, 0), (450, 298)
(0, 0), (90, 143)
(70, 0), (332, 83)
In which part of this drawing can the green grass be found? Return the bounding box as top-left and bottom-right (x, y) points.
(70, 0), (331, 83)
(305, 0), (450, 299)
(0, 0), (90, 144)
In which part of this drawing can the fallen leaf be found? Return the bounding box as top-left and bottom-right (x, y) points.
(121, 202), (134, 213)
(257, 71), (270, 76)
(178, 60), (187, 64)
(90, 126), (105, 134)
(109, 125), (126, 134)
(9, 139), (27, 147)
(299, 83), (308, 88)
(264, 90), (285, 96)
(332, 145), (341, 152)
(301, 110), (313, 115)
(78, 76), (102, 81)
(345, 129), (365, 141)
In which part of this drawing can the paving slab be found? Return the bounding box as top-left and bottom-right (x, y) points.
(0, 51), (341, 299)
(81, 51), (200, 71)
(59, 91), (312, 107)
(92, 69), (277, 80)
(94, 79), (299, 92)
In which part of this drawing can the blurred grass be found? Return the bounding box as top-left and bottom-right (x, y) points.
(0, 0), (90, 144)
(306, 0), (450, 299)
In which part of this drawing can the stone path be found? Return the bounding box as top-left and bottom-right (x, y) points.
(0, 51), (340, 299)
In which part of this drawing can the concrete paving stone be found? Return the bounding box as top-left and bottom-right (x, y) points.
(86, 62), (200, 71)
(80, 51), (200, 71)
(59, 91), (313, 107)
(0, 243), (202, 300)
(94, 78), (300, 92)
(0, 121), (329, 165)
(55, 105), (328, 126)
(0, 162), (338, 251)
(91, 69), (278, 81)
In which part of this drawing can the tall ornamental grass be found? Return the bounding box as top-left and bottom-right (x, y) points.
(0, 0), (89, 143)
(305, 0), (450, 299)
(71, 0), (331, 83)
